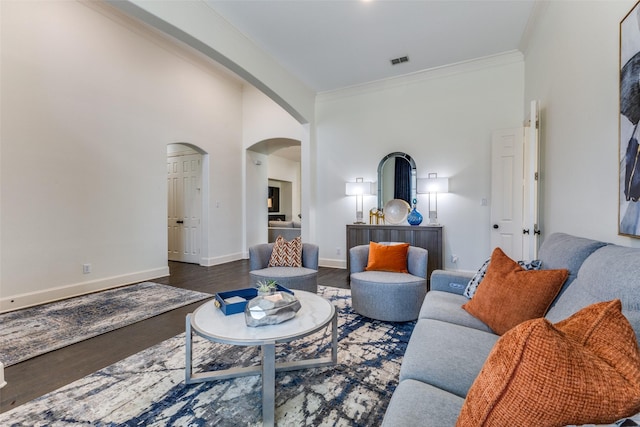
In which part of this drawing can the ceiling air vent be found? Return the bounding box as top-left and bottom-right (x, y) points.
(390, 56), (409, 65)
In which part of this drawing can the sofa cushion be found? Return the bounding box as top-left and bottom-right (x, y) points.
(545, 245), (640, 338)
(462, 247), (568, 335)
(399, 319), (498, 398)
(457, 300), (640, 426)
(382, 379), (464, 427)
(268, 235), (302, 267)
(418, 291), (493, 333)
(351, 270), (424, 286)
(365, 242), (409, 273)
(537, 232), (607, 300)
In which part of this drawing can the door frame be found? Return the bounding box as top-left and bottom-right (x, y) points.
(167, 142), (209, 266)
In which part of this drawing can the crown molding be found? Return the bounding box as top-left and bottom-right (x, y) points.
(317, 50), (524, 103)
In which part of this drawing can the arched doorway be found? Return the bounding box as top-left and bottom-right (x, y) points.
(246, 138), (301, 248)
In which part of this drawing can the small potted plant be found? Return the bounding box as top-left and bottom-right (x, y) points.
(255, 279), (278, 296)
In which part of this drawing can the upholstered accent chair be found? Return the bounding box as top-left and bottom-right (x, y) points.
(249, 243), (319, 293)
(349, 243), (428, 322)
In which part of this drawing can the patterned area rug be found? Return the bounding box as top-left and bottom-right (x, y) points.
(0, 286), (415, 426)
(0, 282), (212, 366)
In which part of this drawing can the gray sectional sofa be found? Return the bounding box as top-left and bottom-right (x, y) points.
(268, 220), (301, 243)
(382, 233), (640, 426)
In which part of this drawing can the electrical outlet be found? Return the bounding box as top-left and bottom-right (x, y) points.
(83, 264), (91, 274)
(336, 247), (341, 256)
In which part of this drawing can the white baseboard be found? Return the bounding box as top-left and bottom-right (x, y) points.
(320, 258), (347, 269)
(200, 252), (243, 267)
(0, 267), (170, 313)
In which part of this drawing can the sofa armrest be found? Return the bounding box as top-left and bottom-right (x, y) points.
(429, 269), (474, 295)
(249, 243), (274, 270)
(407, 247), (428, 278)
(302, 243), (319, 270)
(349, 245), (370, 274)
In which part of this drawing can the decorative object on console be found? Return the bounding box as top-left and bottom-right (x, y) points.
(383, 198), (410, 224)
(417, 173), (449, 225)
(369, 208), (385, 224)
(407, 198), (423, 226)
(345, 177), (374, 224)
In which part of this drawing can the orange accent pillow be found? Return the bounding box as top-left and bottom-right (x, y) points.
(365, 242), (409, 273)
(456, 300), (640, 426)
(462, 247), (568, 335)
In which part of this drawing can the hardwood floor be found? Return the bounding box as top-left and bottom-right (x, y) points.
(0, 260), (350, 414)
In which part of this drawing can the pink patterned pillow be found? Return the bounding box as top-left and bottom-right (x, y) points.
(268, 236), (302, 267)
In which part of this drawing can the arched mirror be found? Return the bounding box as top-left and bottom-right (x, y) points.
(377, 152), (417, 210)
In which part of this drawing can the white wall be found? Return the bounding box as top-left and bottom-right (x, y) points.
(316, 53), (525, 270)
(121, 0), (316, 124)
(242, 87), (307, 252)
(0, 1), (244, 310)
(524, 0), (640, 248)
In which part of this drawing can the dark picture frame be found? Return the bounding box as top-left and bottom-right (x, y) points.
(268, 186), (280, 213)
(620, 0), (640, 237)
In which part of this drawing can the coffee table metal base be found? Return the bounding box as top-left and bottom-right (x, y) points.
(184, 311), (338, 427)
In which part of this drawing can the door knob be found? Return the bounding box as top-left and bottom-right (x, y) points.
(493, 224), (499, 229)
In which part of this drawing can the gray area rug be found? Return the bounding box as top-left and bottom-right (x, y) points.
(0, 282), (212, 366)
(0, 286), (415, 426)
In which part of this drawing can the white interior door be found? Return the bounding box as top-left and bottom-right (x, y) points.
(168, 154), (202, 263)
(491, 128), (524, 259)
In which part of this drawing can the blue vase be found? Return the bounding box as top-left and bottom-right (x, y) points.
(407, 204), (423, 226)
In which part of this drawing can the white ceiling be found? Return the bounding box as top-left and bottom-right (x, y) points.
(205, 0), (536, 93)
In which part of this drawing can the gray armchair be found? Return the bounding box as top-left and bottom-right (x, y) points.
(249, 243), (319, 293)
(349, 243), (428, 322)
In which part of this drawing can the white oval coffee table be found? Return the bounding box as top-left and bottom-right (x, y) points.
(185, 290), (337, 427)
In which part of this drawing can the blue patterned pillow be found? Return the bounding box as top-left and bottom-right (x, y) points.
(463, 257), (542, 299)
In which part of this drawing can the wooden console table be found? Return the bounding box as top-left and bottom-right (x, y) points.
(346, 224), (443, 287)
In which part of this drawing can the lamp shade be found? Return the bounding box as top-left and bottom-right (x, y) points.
(345, 181), (373, 196)
(417, 177), (449, 194)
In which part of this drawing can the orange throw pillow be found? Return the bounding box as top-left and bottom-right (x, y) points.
(365, 242), (409, 273)
(456, 300), (640, 427)
(268, 235), (302, 267)
(462, 247), (568, 335)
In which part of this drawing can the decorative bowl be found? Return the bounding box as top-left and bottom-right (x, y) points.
(384, 199), (410, 224)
